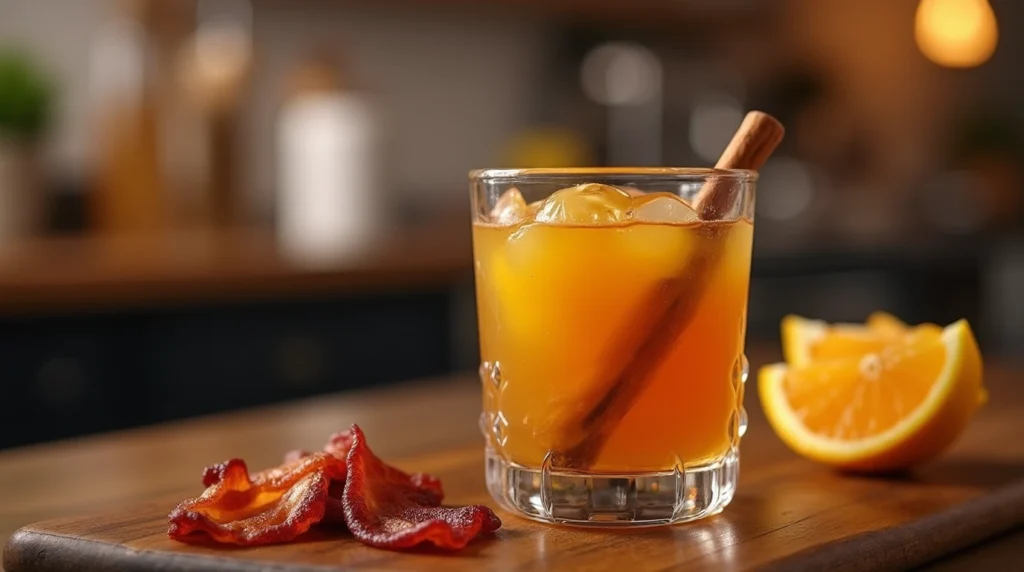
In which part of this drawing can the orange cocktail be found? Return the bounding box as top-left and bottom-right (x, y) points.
(471, 169), (756, 526)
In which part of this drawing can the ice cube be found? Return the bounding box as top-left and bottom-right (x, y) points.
(490, 187), (528, 225)
(527, 199), (544, 217)
(535, 183), (632, 224)
(628, 192), (699, 224)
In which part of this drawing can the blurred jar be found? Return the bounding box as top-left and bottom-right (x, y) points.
(276, 55), (385, 265)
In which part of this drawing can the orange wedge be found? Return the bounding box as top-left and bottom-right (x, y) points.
(865, 310), (910, 335)
(782, 312), (921, 366)
(760, 319), (986, 472)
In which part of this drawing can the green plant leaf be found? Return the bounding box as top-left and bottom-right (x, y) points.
(0, 50), (54, 141)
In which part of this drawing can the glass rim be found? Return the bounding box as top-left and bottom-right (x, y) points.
(469, 167), (758, 182)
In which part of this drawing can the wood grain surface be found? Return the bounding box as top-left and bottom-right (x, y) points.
(3, 354), (1024, 571)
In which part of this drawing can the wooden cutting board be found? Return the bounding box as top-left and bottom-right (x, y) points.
(5, 372), (1024, 571)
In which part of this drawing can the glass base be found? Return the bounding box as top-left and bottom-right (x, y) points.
(485, 447), (738, 527)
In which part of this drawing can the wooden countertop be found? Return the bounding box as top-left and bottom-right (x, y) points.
(0, 219), (472, 316)
(1, 350), (1022, 570)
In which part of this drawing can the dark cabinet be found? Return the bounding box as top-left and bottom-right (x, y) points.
(0, 289), (463, 450)
(145, 293), (454, 421)
(0, 321), (146, 448)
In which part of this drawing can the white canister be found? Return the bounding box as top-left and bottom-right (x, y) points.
(276, 91), (384, 265)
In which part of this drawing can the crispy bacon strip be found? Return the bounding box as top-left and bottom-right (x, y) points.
(282, 449), (312, 464)
(322, 428), (358, 523)
(274, 429), (358, 528)
(323, 479), (348, 526)
(281, 429), (355, 470)
(323, 430), (355, 461)
(276, 429), (358, 526)
(342, 425), (501, 550)
(171, 426), (501, 551)
(168, 452), (342, 545)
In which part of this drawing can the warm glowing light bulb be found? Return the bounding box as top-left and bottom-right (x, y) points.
(915, 0), (998, 68)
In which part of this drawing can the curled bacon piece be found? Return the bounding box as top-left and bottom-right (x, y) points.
(342, 425), (501, 550)
(324, 429), (355, 461)
(169, 452), (343, 545)
(282, 429), (355, 469)
(323, 480), (348, 526)
(282, 449), (311, 464)
(278, 429), (357, 526)
(169, 425), (501, 551)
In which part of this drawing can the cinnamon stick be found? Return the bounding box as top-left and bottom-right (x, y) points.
(695, 110), (785, 221)
(549, 111), (784, 471)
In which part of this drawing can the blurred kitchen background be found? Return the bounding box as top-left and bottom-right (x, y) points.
(0, 0), (1020, 449)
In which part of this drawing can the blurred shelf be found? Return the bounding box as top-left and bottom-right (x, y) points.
(0, 216), (473, 317)
(284, 0), (773, 28)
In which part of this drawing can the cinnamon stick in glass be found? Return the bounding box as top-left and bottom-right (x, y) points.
(549, 111), (785, 471)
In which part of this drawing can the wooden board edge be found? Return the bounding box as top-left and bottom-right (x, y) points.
(758, 479), (1024, 572)
(2, 528), (340, 572)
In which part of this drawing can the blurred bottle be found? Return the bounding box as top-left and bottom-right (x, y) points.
(579, 41), (663, 166)
(276, 53), (385, 265)
(89, 0), (251, 235)
(175, 0), (253, 229)
(88, 0), (169, 235)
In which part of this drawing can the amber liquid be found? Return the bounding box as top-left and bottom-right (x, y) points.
(473, 218), (754, 472)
